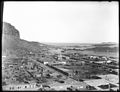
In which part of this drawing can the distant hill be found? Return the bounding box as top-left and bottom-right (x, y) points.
(84, 43), (119, 52)
(44, 42), (118, 47)
(93, 42), (118, 47)
(86, 46), (118, 52)
(43, 42), (94, 46)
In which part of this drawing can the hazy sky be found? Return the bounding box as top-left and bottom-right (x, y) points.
(3, 1), (118, 43)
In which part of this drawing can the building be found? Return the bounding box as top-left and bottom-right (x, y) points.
(2, 55), (7, 62)
(44, 61), (67, 65)
(94, 61), (106, 64)
(2, 83), (38, 91)
(62, 56), (70, 60)
(2, 55), (6, 58)
(93, 60), (112, 64)
(44, 62), (49, 65)
(58, 61), (66, 65)
(58, 54), (63, 61)
(106, 60), (112, 64)
(90, 56), (97, 59)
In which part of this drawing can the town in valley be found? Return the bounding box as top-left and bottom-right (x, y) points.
(2, 1), (119, 91)
(2, 22), (119, 91)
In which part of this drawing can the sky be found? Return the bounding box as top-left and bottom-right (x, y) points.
(3, 1), (119, 43)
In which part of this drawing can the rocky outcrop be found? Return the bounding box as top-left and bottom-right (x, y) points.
(2, 22), (49, 57)
(3, 22), (20, 38)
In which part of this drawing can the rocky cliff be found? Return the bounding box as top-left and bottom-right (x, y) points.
(3, 22), (20, 38)
(2, 22), (49, 57)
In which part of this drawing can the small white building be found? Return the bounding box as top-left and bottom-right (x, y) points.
(65, 56), (70, 60)
(44, 62), (49, 65)
(2, 55), (6, 61)
(106, 60), (112, 63)
(2, 55), (6, 58)
(94, 61), (106, 64)
(90, 55), (99, 59)
(58, 54), (63, 60)
(59, 61), (66, 65)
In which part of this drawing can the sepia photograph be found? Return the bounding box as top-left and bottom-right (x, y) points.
(2, 1), (119, 91)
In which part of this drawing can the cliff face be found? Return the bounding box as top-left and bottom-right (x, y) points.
(2, 22), (49, 57)
(2, 22), (20, 56)
(3, 22), (20, 38)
